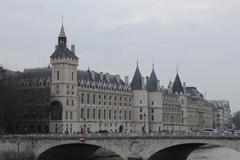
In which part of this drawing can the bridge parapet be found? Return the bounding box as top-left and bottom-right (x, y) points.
(1, 132), (240, 140)
(0, 132), (240, 160)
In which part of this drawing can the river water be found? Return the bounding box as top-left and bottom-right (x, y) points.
(187, 147), (240, 160)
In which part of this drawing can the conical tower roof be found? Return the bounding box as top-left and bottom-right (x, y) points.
(131, 65), (143, 90)
(172, 73), (184, 94)
(146, 69), (158, 92)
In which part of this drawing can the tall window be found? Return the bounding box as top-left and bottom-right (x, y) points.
(87, 108), (90, 119)
(119, 110), (122, 120)
(114, 110), (116, 120)
(70, 111), (73, 119)
(129, 111), (131, 120)
(93, 94), (96, 104)
(72, 72), (74, 81)
(109, 110), (111, 120)
(65, 111), (68, 119)
(72, 99), (74, 106)
(93, 109), (95, 119)
(66, 99), (69, 106)
(57, 71), (60, 80)
(87, 94), (90, 104)
(104, 110), (106, 119)
(124, 110), (127, 120)
(81, 108), (84, 119)
(81, 93), (84, 104)
(98, 109), (101, 119)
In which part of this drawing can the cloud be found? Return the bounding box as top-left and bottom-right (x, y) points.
(0, 0), (240, 111)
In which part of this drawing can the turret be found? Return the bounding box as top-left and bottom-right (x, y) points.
(146, 66), (163, 132)
(131, 63), (149, 132)
(49, 24), (79, 133)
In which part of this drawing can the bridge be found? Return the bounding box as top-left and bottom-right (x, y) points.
(0, 132), (240, 160)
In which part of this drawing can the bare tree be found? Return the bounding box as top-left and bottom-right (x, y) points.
(233, 111), (240, 129)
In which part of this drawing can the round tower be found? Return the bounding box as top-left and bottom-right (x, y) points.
(49, 24), (79, 133)
(131, 64), (149, 132)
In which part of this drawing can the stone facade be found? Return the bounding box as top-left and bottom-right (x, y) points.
(211, 100), (232, 130)
(0, 25), (231, 134)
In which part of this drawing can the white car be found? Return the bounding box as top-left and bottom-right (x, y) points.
(202, 128), (217, 133)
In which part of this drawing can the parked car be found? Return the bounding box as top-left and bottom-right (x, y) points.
(202, 128), (217, 133)
(217, 129), (225, 133)
(234, 130), (240, 134)
(225, 129), (234, 134)
(98, 130), (109, 133)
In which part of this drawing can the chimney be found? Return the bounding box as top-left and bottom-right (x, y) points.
(100, 72), (103, 82)
(141, 77), (145, 89)
(105, 73), (109, 82)
(183, 82), (186, 93)
(71, 45), (75, 54)
(157, 80), (160, 87)
(91, 71), (95, 81)
(146, 76), (149, 82)
(116, 75), (120, 84)
(124, 76), (129, 85)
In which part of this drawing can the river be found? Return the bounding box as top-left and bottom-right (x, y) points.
(188, 146), (240, 160)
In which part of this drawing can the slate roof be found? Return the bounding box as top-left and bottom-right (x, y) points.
(131, 66), (143, 90)
(50, 46), (78, 59)
(3, 67), (127, 88)
(146, 69), (158, 92)
(2, 67), (52, 87)
(77, 70), (126, 87)
(186, 87), (204, 99)
(172, 74), (184, 94)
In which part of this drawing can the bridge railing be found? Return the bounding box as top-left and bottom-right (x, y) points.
(1, 131), (240, 139)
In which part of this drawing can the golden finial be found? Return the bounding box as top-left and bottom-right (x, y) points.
(59, 16), (66, 37)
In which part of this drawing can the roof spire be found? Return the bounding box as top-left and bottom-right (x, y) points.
(152, 63), (154, 71)
(59, 16), (66, 37)
(176, 61), (179, 74)
(137, 60), (139, 67)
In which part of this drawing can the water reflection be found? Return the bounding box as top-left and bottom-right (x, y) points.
(188, 146), (240, 160)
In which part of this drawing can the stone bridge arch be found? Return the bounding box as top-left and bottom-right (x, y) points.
(140, 138), (240, 160)
(34, 138), (129, 160)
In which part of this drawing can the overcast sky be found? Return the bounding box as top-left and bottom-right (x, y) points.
(0, 0), (240, 112)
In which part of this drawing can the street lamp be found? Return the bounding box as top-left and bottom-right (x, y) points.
(17, 137), (20, 160)
(83, 118), (86, 133)
(171, 115), (174, 133)
(99, 121), (102, 132)
(125, 120), (127, 133)
(143, 114), (146, 133)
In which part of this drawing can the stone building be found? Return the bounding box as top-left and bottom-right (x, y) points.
(211, 100), (232, 130)
(0, 25), (230, 134)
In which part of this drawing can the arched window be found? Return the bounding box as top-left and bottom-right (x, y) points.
(50, 101), (63, 120)
(57, 71), (60, 80)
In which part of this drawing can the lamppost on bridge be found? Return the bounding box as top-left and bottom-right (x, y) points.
(99, 120), (102, 132)
(125, 120), (127, 133)
(83, 118), (86, 133)
(171, 115), (174, 132)
(143, 114), (146, 133)
(17, 137), (20, 160)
